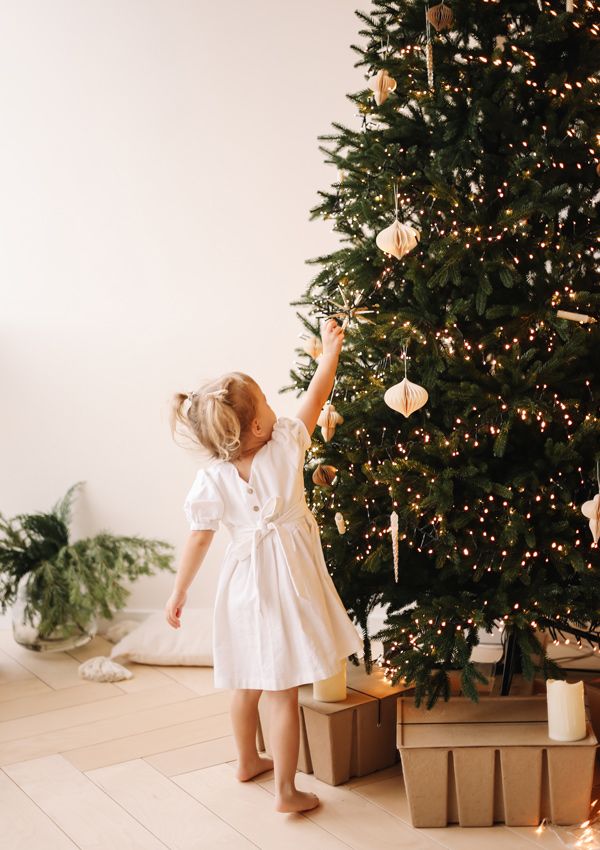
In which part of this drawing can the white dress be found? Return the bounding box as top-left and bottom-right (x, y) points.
(183, 415), (364, 690)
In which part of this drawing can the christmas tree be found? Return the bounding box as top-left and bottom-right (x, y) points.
(283, 0), (600, 707)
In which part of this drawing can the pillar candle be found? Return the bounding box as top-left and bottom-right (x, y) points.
(313, 659), (347, 702)
(546, 679), (587, 741)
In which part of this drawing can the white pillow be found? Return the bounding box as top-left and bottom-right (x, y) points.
(109, 609), (213, 666)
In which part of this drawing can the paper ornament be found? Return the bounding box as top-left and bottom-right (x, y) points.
(335, 512), (347, 535)
(368, 68), (397, 106)
(426, 2), (453, 31)
(318, 403), (344, 441)
(384, 377), (429, 418)
(312, 464), (339, 487)
(581, 493), (600, 544)
(302, 335), (323, 359)
(376, 219), (420, 259)
(390, 510), (399, 582)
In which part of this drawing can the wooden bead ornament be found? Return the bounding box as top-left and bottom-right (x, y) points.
(312, 464), (339, 487)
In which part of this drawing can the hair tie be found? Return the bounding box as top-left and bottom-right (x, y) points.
(206, 388), (227, 400)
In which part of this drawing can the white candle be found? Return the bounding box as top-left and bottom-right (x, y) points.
(313, 659), (347, 702)
(557, 309), (596, 324)
(546, 679), (587, 741)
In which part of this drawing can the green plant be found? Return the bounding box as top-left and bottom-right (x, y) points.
(0, 482), (175, 639)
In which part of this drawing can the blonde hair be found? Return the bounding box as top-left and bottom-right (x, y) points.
(170, 372), (260, 462)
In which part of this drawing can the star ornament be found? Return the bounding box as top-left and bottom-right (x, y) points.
(581, 492), (600, 544)
(315, 286), (378, 331)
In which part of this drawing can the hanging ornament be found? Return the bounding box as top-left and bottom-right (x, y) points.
(566, 0), (574, 11)
(582, 493), (600, 544)
(318, 402), (344, 442)
(390, 510), (399, 582)
(312, 464), (339, 487)
(301, 335), (323, 359)
(314, 285), (377, 330)
(494, 35), (507, 52)
(426, 2), (453, 31)
(581, 462), (600, 544)
(368, 68), (397, 106)
(384, 348), (428, 418)
(376, 180), (420, 260)
(334, 512), (346, 535)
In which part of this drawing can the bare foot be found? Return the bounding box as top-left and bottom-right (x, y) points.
(235, 754), (274, 782)
(275, 789), (320, 813)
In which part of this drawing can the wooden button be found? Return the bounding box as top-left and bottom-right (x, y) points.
(252, 505), (259, 511)
(247, 487), (254, 494)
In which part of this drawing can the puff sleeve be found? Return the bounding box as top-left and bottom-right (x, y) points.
(183, 468), (225, 532)
(271, 416), (312, 456)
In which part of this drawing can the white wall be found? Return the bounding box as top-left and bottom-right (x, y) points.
(0, 0), (364, 614)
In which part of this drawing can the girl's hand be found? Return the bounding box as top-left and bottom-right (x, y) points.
(165, 589), (187, 628)
(321, 318), (345, 357)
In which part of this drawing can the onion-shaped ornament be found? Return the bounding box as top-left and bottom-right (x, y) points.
(384, 377), (428, 418)
(312, 464), (339, 487)
(318, 403), (344, 442)
(426, 2), (453, 32)
(581, 492), (600, 544)
(376, 219), (420, 259)
(334, 512), (346, 535)
(301, 335), (323, 360)
(368, 68), (397, 106)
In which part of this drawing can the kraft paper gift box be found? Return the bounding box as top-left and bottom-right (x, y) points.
(583, 678), (600, 743)
(398, 695), (597, 828)
(256, 659), (408, 785)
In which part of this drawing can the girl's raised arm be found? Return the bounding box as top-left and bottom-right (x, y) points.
(296, 319), (345, 436)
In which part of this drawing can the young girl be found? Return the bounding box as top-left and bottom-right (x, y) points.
(165, 318), (364, 814)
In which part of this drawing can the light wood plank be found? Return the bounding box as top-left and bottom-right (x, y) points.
(0, 682), (204, 744)
(0, 690), (229, 767)
(151, 664), (224, 696)
(0, 675), (51, 704)
(175, 761), (356, 849)
(146, 734), (238, 776)
(4, 754), (167, 849)
(65, 711), (232, 771)
(257, 767), (467, 850)
(0, 768), (78, 848)
(0, 680), (123, 722)
(87, 756), (256, 848)
(0, 647), (41, 685)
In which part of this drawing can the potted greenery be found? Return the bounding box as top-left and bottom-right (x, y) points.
(0, 482), (175, 652)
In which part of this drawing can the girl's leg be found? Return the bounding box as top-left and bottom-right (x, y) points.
(262, 685), (320, 813)
(230, 688), (274, 781)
